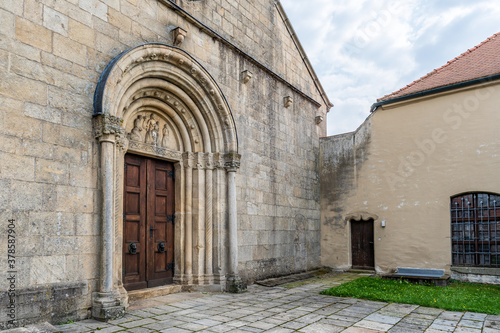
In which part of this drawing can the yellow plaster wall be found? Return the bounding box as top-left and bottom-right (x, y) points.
(320, 81), (500, 273)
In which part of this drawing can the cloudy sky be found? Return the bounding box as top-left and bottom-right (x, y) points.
(280, 0), (500, 135)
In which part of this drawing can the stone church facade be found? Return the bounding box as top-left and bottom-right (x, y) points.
(0, 0), (331, 327)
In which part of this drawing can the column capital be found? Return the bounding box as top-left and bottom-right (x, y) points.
(193, 152), (206, 170)
(224, 152), (241, 172)
(93, 114), (125, 140)
(205, 153), (215, 170)
(174, 161), (184, 171)
(182, 152), (195, 169)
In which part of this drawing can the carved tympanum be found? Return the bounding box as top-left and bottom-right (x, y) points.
(128, 113), (176, 150)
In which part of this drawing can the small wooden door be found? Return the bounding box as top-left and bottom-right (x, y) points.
(351, 219), (374, 269)
(123, 154), (175, 291)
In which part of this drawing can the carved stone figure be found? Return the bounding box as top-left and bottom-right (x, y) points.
(153, 121), (160, 145)
(144, 114), (157, 144)
(130, 115), (144, 141)
(161, 124), (169, 148)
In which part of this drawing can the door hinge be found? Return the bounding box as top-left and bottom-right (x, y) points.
(167, 214), (175, 225)
(167, 262), (175, 271)
(124, 163), (127, 172)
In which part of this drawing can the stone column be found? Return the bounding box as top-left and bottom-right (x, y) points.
(92, 114), (126, 321)
(205, 153), (214, 283)
(173, 162), (185, 283)
(192, 152), (206, 284)
(101, 138), (114, 293)
(212, 155), (227, 287)
(224, 153), (246, 293)
(183, 153), (194, 284)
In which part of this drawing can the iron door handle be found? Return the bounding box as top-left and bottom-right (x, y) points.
(157, 242), (166, 253)
(128, 242), (138, 255)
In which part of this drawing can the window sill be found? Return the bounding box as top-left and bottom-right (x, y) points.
(451, 266), (500, 276)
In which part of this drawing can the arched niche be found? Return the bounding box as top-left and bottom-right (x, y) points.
(91, 43), (244, 320)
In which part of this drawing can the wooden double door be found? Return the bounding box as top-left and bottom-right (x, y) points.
(123, 154), (175, 291)
(351, 219), (374, 270)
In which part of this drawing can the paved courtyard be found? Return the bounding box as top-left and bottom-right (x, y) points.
(52, 273), (500, 333)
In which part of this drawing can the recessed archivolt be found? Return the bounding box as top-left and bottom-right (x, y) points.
(94, 43), (238, 154)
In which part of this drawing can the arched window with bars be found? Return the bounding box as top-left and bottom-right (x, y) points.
(451, 193), (500, 267)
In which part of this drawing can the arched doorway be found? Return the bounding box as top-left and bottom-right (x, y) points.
(91, 43), (243, 320)
(350, 219), (374, 270)
(346, 212), (377, 270)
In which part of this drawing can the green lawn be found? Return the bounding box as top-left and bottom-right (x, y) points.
(320, 277), (500, 314)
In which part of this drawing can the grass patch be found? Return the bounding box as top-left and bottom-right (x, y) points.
(320, 277), (500, 314)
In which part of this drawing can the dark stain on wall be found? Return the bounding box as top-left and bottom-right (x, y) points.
(320, 121), (372, 230)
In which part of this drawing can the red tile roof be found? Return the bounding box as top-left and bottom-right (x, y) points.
(378, 32), (500, 102)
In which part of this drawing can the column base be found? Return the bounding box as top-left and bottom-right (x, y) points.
(226, 276), (247, 293)
(192, 275), (205, 285)
(204, 275), (214, 285)
(92, 292), (126, 321)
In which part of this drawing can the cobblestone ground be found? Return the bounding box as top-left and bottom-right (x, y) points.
(55, 273), (500, 333)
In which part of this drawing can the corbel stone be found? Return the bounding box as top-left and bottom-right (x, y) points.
(284, 96), (293, 108)
(172, 27), (187, 46)
(241, 70), (252, 84)
(315, 115), (324, 124)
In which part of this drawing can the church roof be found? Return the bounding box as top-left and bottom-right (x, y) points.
(377, 31), (500, 104)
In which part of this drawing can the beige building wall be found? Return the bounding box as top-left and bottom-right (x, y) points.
(320, 80), (500, 274)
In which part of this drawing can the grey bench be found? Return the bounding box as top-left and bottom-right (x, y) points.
(393, 267), (445, 278)
(383, 267), (450, 286)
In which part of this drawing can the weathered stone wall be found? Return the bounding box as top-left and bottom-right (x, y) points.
(0, 0), (325, 326)
(180, 0), (321, 99)
(236, 81), (322, 283)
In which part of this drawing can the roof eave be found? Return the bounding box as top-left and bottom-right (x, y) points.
(371, 73), (500, 111)
(275, 1), (334, 111)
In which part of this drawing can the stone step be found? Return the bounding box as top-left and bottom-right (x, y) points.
(348, 269), (376, 274)
(127, 284), (183, 302)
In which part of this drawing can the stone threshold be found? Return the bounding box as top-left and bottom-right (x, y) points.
(127, 283), (224, 303)
(128, 285), (183, 302)
(347, 269), (376, 274)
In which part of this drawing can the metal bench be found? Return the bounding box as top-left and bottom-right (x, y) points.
(393, 267), (445, 278)
(383, 267), (450, 286)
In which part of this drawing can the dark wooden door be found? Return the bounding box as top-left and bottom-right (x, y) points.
(351, 219), (374, 269)
(123, 154), (175, 291)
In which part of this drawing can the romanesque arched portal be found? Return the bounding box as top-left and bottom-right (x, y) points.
(91, 43), (243, 320)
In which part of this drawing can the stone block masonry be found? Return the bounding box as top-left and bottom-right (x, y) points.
(0, 0), (328, 327)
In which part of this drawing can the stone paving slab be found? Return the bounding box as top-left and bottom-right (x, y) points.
(7, 273), (500, 333)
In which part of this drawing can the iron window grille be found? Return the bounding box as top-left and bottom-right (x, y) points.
(451, 193), (500, 267)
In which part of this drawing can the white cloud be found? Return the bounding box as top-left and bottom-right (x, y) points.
(281, 0), (500, 135)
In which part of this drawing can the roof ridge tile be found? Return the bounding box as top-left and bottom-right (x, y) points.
(378, 31), (500, 102)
